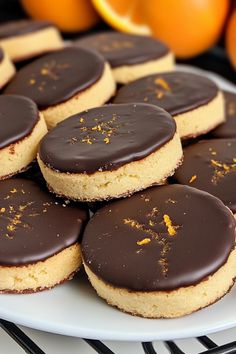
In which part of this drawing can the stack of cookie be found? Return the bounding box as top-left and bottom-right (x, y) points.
(0, 21), (236, 319)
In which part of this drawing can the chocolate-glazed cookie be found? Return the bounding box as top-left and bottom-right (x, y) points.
(75, 31), (170, 67)
(114, 71), (225, 139)
(4, 47), (116, 129)
(0, 20), (54, 39)
(38, 103), (182, 201)
(0, 20), (63, 63)
(0, 178), (89, 293)
(82, 184), (236, 318)
(210, 91), (236, 139)
(174, 139), (236, 213)
(5, 47), (104, 109)
(0, 95), (47, 180)
(75, 31), (174, 84)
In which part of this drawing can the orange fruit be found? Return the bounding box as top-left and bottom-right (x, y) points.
(91, 0), (151, 35)
(226, 10), (236, 69)
(143, 0), (229, 58)
(21, 0), (100, 33)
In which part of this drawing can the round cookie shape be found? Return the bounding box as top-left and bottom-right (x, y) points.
(0, 20), (54, 39)
(113, 71), (224, 139)
(82, 184), (235, 292)
(174, 139), (236, 213)
(0, 95), (39, 149)
(4, 47), (105, 110)
(75, 31), (170, 68)
(114, 71), (218, 116)
(210, 91), (236, 139)
(39, 103), (176, 173)
(0, 178), (88, 266)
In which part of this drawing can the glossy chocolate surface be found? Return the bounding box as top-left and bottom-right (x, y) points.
(210, 91), (236, 139)
(0, 178), (88, 266)
(4, 47), (105, 109)
(0, 95), (39, 149)
(82, 184), (235, 291)
(113, 71), (218, 116)
(174, 139), (236, 213)
(0, 20), (53, 39)
(39, 103), (176, 173)
(75, 31), (169, 68)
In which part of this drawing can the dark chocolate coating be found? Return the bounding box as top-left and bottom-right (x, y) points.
(0, 47), (4, 63)
(82, 184), (235, 291)
(0, 20), (54, 39)
(0, 95), (39, 149)
(39, 103), (176, 174)
(113, 71), (218, 116)
(4, 47), (105, 109)
(75, 31), (169, 68)
(174, 139), (236, 213)
(210, 91), (236, 139)
(0, 178), (88, 266)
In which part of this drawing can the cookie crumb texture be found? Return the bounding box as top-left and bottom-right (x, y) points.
(0, 178), (88, 292)
(82, 184), (236, 317)
(38, 103), (182, 201)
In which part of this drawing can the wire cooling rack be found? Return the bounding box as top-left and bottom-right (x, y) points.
(1, 319), (236, 354)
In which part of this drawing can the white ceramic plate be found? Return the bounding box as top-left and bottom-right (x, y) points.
(0, 66), (236, 341)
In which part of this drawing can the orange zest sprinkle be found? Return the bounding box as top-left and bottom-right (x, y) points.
(189, 175), (197, 183)
(137, 238), (151, 246)
(163, 214), (176, 236)
(155, 78), (171, 91)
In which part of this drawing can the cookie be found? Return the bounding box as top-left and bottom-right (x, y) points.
(0, 47), (15, 88)
(209, 91), (236, 139)
(0, 178), (88, 293)
(113, 71), (224, 139)
(174, 139), (236, 215)
(38, 103), (182, 201)
(5, 47), (116, 129)
(82, 184), (236, 318)
(0, 20), (63, 62)
(75, 31), (174, 84)
(0, 95), (47, 180)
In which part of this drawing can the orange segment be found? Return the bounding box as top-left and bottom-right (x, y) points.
(92, 0), (151, 35)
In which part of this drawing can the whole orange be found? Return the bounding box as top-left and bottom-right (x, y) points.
(226, 10), (236, 69)
(144, 0), (229, 58)
(21, 0), (100, 33)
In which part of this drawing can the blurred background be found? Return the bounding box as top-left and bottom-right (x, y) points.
(0, 0), (235, 82)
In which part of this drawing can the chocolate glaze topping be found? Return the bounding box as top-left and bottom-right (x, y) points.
(82, 184), (235, 291)
(210, 91), (236, 139)
(113, 72), (218, 116)
(4, 47), (105, 109)
(75, 31), (169, 68)
(39, 103), (176, 174)
(0, 95), (39, 149)
(0, 178), (88, 266)
(174, 139), (236, 213)
(0, 20), (54, 39)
